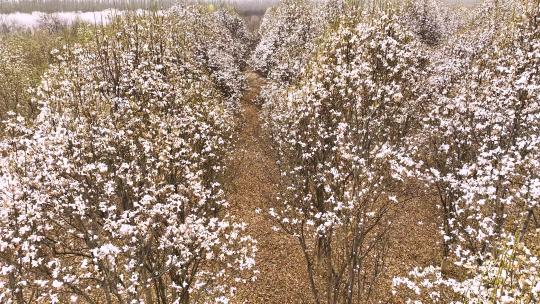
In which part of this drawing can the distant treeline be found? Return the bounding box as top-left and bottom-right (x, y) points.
(0, 0), (278, 15)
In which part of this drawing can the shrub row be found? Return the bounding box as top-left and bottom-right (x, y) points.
(256, 0), (540, 303)
(0, 6), (255, 304)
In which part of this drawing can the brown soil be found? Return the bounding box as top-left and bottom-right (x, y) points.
(381, 195), (442, 303)
(228, 71), (311, 303)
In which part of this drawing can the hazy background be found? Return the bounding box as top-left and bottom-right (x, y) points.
(0, 0), (480, 14)
(0, 0), (481, 30)
(0, 0), (279, 14)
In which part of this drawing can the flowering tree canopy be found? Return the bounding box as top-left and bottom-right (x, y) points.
(250, 0), (338, 83)
(394, 0), (540, 302)
(255, 0), (539, 303)
(0, 6), (255, 304)
(258, 3), (427, 301)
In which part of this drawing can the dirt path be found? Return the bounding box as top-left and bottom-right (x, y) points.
(228, 71), (310, 303)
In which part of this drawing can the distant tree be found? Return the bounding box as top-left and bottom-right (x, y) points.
(250, 0), (330, 82)
(403, 0), (446, 46)
(38, 13), (66, 34)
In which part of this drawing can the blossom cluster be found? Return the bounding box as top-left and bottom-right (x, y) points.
(393, 232), (540, 303)
(0, 6), (255, 304)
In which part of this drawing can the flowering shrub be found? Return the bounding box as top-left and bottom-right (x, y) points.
(213, 8), (256, 68)
(170, 5), (250, 106)
(402, 0), (463, 46)
(417, 0), (539, 263)
(262, 8), (426, 302)
(0, 9), (255, 304)
(424, 0), (526, 95)
(394, 1), (540, 302)
(393, 231), (540, 303)
(250, 0), (335, 83)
